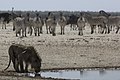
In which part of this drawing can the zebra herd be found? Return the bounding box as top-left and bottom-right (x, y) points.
(1, 10), (120, 37)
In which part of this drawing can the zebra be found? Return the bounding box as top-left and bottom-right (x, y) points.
(51, 16), (57, 36)
(99, 10), (120, 34)
(77, 13), (86, 35)
(82, 12), (107, 34)
(108, 16), (120, 33)
(58, 12), (67, 35)
(67, 14), (79, 30)
(13, 17), (26, 37)
(33, 13), (44, 36)
(45, 12), (53, 34)
(45, 12), (57, 36)
(24, 13), (34, 36)
(0, 17), (6, 29)
(0, 13), (12, 29)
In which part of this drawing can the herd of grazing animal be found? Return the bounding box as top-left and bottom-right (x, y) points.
(1, 11), (120, 74)
(0, 10), (120, 37)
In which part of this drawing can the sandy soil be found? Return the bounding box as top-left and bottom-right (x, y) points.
(0, 23), (120, 79)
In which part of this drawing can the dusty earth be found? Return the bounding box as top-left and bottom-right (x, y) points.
(0, 23), (120, 80)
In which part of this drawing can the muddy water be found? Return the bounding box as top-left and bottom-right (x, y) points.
(40, 69), (120, 80)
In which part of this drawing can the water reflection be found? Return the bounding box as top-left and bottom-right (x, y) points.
(80, 70), (83, 76)
(99, 69), (106, 76)
(41, 69), (120, 80)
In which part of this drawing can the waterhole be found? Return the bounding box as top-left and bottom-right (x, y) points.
(20, 69), (120, 80)
(40, 69), (120, 80)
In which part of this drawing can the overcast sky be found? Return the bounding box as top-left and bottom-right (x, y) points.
(1, 0), (120, 12)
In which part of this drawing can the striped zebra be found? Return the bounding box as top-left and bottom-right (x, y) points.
(45, 12), (53, 34)
(58, 12), (67, 35)
(108, 16), (120, 33)
(33, 13), (44, 36)
(45, 12), (57, 36)
(0, 17), (7, 29)
(77, 13), (86, 35)
(0, 13), (12, 29)
(67, 14), (79, 30)
(51, 16), (57, 36)
(24, 13), (34, 36)
(13, 17), (26, 37)
(99, 10), (120, 34)
(82, 12), (107, 34)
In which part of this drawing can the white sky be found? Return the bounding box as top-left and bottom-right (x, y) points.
(1, 0), (120, 12)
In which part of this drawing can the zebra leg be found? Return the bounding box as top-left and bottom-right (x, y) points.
(16, 33), (18, 37)
(13, 25), (15, 31)
(116, 26), (120, 34)
(63, 26), (65, 35)
(2, 23), (3, 29)
(35, 33), (37, 36)
(40, 26), (43, 34)
(70, 24), (72, 30)
(22, 30), (24, 37)
(113, 26), (115, 31)
(78, 26), (83, 36)
(24, 28), (27, 37)
(18, 31), (21, 36)
(49, 26), (52, 34)
(28, 26), (32, 36)
(30, 27), (33, 36)
(16, 30), (19, 37)
(98, 25), (101, 34)
(52, 29), (56, 36)
(91, 26), (94, 34)
(46, 25), (48, 34)
(94, 26), (96, 33)
(78, 26), (80, 35)
(104, 27), (107, 34)
(60, 26), (62, 35)
(5, 24), (6, 29)
(34, 28), (37, 36)
(107, 26), (110, 34)
(28, 27), (30, 34)
(101, 28), (104, 34)
(81, 29), (83, 35)
(38, 28), (40, 36)
(53, 26), (56, 36)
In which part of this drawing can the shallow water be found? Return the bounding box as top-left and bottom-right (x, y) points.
(40, 69), (120, 80)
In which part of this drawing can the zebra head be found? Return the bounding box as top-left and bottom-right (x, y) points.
(99, 10), (111, 18)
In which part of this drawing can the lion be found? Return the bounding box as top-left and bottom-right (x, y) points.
(4, 44), (42, 73)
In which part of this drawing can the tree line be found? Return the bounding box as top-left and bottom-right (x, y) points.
(0, 10), (120, 19)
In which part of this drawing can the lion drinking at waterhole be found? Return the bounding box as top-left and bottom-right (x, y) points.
(4, 44), (42, 73)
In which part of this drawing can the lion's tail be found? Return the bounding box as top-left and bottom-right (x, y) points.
(4, 55), (11, 71)
(3, 46), (13, 71)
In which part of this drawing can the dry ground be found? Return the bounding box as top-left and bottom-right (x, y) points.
(0, 23), (120, 79)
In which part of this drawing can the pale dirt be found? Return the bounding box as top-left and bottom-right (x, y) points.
(0, 23), (120, 79)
